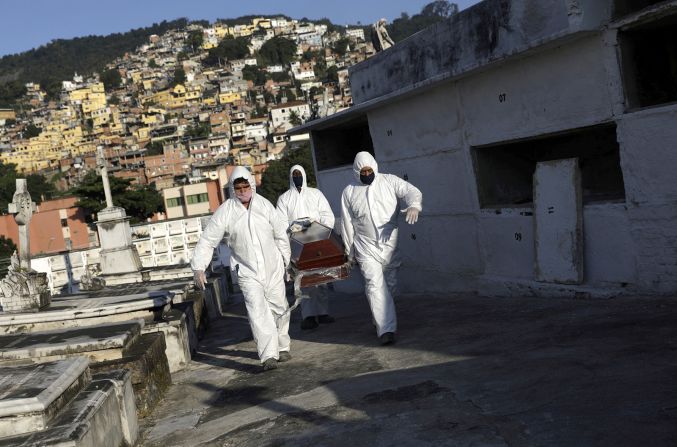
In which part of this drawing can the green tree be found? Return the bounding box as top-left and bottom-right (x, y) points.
(0, 81), (26, 108)
(171, 67), (186, 87)
(258, 37), (297, 66)
(187, 30), (204, 52)
(24, 124), (42, 138)
(288, 110), (302, 126)
(71, 171), (164, 223)
(0, 161), (56, 212)
(257, 143), (316, 203)
(145, 141), (164, 155)
(100, 68), (122, 91)
(204, 36), (250, 66)
(242, 65), (268, 86)
(387, 1), (459, 42)
(185, 122), (210, 138)
(271, 71), (290, 82)
(0, 235), (17, 258)
(421, 0), (459, 17)
(332, 37), (351, 56)
(0, 18), (189, 106)
(325, 65), (339, 83)
(148, 58), (159, 68)
(108, 93), (120, 105)
(26, 173), (58, 203)
(276, 88), (296, 103)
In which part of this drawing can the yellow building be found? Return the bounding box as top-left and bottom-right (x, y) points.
(214, 24), (230, 39)
(229, 24), (254, 37)
(135, 127), (151, 141)
(252, 18), (272, 29)
(152, 84), (187, 109)
(0, 109), (16, 120)
(185, 85), (202, 104)
(218, 92), (242, 105)
(142, 79), (155, 91)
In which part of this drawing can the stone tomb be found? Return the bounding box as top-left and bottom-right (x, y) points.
(0, 359), (137, 446)
(0, 357), (90, 438)
(0, 290), (172, 335)
(0, 320), (144, 365)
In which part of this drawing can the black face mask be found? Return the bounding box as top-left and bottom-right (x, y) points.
(293, 176), (304, 188)
(360, 172), (375, 185)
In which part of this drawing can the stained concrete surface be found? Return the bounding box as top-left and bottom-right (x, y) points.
(139, 290), (677, 446)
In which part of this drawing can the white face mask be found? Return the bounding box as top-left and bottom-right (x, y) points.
(236, 189), (252, 203)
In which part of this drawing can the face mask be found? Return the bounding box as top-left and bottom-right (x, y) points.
(293, 176), (304, 188)
(360, 172), (375, 185)
(235, 189), (252, 203)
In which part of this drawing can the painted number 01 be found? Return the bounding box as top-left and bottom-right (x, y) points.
(499, 93), (507, 103)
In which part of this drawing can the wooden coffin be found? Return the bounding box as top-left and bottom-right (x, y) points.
(290, 222), (346, 270)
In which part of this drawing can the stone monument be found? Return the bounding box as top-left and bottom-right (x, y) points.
(0, 179), (50, 312)
(371, 18), (395, 52)
(95, 146), (143, 282)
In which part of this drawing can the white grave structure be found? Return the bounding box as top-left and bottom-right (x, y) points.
(94, 146), (143, 284)
(0, 179), (50, 312)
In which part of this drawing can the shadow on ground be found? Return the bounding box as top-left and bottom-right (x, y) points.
(140, 290), (677, 447)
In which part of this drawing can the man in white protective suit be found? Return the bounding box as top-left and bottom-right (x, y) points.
(277, 164), (336, 330)
(340, 151), (422, 345)
(191, 166), (292, 371)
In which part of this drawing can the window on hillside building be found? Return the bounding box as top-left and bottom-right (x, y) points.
(166, 197), (184, 208)
(186, 193), (209, 205)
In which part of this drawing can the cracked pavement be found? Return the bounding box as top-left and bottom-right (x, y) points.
(139, 290), (677, 446)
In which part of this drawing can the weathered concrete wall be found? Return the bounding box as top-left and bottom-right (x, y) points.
(458, 36), (615, 146)
(311, 0), (677, 296)
(617, 105), (677, 292)
(350, 0), (611, 105)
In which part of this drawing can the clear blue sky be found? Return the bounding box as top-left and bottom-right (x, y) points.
(0, 0), (482, 57)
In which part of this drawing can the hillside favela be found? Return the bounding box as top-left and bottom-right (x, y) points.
(0, 0), (676, 446)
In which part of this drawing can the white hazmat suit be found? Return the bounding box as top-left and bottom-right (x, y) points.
(276, 164), (335, 321)
(191, 167), (291, 363)
(340, 152), (422, 338)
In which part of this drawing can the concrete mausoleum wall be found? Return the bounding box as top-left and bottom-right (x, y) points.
(302, 0), (677, 296)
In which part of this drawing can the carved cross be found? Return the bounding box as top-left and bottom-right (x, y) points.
(8, 179), (36, 270)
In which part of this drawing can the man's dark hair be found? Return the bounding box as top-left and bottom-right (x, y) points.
(233, 177), (249, 186)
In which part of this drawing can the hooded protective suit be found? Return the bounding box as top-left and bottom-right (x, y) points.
(277, 165), (335, 319)
(340, 152), (422, 337)
(191, 166), (291, 363)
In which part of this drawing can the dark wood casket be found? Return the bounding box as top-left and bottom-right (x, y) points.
(289, 222), (349, 287)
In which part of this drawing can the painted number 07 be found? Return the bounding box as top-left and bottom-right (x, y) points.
(499, 93), (507, 103)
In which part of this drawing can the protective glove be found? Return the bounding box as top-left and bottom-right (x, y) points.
(193, 270), (206, 290)
(402, 207), (420, 225)
(289, 223), (304, 233)
(285, 264), (295, 282)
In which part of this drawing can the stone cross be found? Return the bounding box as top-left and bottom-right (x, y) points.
(96, 146), (114, 209)
(8, 179), (36, 270)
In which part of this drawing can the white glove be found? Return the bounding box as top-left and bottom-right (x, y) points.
(289, 223), (304, 233)
(193, 270), (206, 290)
(402, 207), (419, 225)
(285, 264), (295, 282)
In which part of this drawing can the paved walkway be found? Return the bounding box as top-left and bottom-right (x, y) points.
(139, 290), (677, 446)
